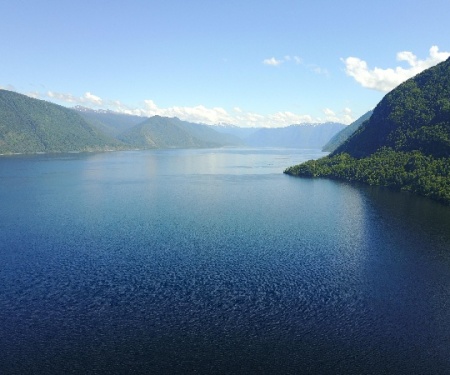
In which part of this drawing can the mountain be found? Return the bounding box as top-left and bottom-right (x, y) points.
(0, 90), (121, 154)
(176, 121), (244, 146)
(244, 122), (346, 148)
(285, 57), (450, 205)
(322, 110), (373, 152)
(118, 116), (243, 149)
(335, 58), (450, 158)
(208, 124), (261, 139)
(74, 106), (145, 137)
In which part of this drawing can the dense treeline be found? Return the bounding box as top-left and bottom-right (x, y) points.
(285, 149), (450, 205)
(335, 57), (450, 158)
(285, 57), (450, 206)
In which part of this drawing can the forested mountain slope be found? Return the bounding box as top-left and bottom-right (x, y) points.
(285, 57), (450, 205)
(0, 90), (121, 154)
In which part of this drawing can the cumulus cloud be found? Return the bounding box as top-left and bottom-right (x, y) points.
(107, 98), (353, 127)
(263, 57), (284, 66)
(263, 55), (303, 67)
(323, 108), (335, 117)
(47, 91), (78, 103)
(343, 45), (450, 92)
(322, 107), (353, 124)
(46, 91), (104, 106)
(12, 87), (354, 127)
(91, 94), (354, 126)
(84, 92), (103, 106)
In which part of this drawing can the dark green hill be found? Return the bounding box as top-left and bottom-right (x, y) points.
(285, 57), (450, 205)
(322, 110), (372, 152)
(0, 90), (121, 154)
(118, 116), (242, 149)
(335, 57), (450, 158)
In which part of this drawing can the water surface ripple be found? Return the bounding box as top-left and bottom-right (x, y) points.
(1, 149), (450, 374)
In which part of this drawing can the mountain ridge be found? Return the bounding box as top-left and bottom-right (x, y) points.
(244, 122), (346, 148)
(0, 90), (346, 153)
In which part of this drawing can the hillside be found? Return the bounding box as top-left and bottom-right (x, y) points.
(118, 116), (242, 149)
(244, 122), (345, 148)
(322, 110), (373, 152)
(0, 90), (121, 154)
(335, 57), (450, 158)
(285, 57), (450, 205)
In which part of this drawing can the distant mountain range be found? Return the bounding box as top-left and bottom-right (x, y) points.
(0, 90), (347, 154)
(118, 116), (243, 149)
(244, 123), (345, 148)
(285, 57), (450, 205)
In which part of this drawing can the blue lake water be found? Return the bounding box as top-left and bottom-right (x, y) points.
(1, 148), (450, 374)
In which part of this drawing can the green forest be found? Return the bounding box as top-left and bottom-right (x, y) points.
(285, 149), (450, 205)
(0, 90), (121, 154)
(286, 57), (450, 205)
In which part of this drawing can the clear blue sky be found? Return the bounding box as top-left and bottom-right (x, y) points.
(1, 0), (449, 127)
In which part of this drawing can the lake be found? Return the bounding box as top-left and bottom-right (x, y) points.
(1, 148), (449, 374)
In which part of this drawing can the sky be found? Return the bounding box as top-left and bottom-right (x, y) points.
(1, 0), (450, 127)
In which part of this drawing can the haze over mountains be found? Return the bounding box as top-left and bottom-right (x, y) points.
(0, 90), (346, 154)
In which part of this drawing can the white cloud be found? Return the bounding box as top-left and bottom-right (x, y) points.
(263, 55), (304, 67)
(322, 107), (353, 124)
(46, 91), (104, 106)
(47, 91), (78, 103)
(323, 108), (335, 117)
(87, 94), (355, 126)
(14, 87), (354, 127)
(267, 112), (315, 127)
(263, 57), (284, 66)
(343, 45), (450, 92)
(84, 92), (103, 106)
